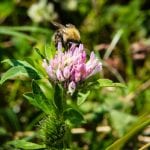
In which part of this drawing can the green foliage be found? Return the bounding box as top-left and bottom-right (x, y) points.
(0, 1), (14, 21)
(44, 43), (56, 60)
(63, 108), (84, 125)
(0, 66), (30, 84)
(97, 79), (126, 88)
(0, 27), (37, 42)
(0, 0), (150, 149)
(107, 113), (150, 150)
(30, 80), (54, 114)
(7, 140), (45, 149)
(54, 84), (64, 115)
(0, 108), (21, 131)
(0, 59), (43, 84)
(77, 91), (90, 105)
(109, 110), (136, 137)
(0, 26), (52, 42)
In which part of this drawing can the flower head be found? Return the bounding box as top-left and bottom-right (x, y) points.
(43, 43), (102, 95)
(28, 0), (57, 23)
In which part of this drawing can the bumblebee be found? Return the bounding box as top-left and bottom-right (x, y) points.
(51, 21), (81, 48)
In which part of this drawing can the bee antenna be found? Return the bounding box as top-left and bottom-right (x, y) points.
(51, 21), (64, 28)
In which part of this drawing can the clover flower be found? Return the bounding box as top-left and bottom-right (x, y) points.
(43, 43), (102, 95)
(28, 0), (57, 23)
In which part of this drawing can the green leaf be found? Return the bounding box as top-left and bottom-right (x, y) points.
(44, 43), (56, 60)
(23, 92), (44, 111)
(0, 27), (37, 42)
(54, 84), (64, 114)
(3, 108), (21, 131)
(97, 79), (126, 88)
(0, 1), (14, 20)
(35, 48), (45, 60)
(1, 59), (42, 84)
(139, 143), (150, 150)
(2, 59), (41, 76)
(34, 79), (54, 100)
(31, 80), (54, 114)
(2, 59), (36, 69)
(0, 66), (29, 84)
(7, 140), (45, 149)
(109, 110), (136, 137)
(77, 91), (90, 105)
(106, 113), (150, 150)
(63, 108), (84, 125)
(0, 127), (7, 135)
(1, 26), (52, 35)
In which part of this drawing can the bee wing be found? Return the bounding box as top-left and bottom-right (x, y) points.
(51, 21), (65, 28)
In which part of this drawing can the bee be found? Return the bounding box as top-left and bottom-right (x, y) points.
(51, 21), (81, 49)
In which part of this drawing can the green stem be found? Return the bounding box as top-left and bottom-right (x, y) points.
(122, 32), (134, 80)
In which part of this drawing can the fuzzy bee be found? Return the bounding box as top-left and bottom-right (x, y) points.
(51, 21), (81, 49)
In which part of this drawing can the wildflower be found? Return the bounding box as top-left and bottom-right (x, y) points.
(28, 0), (57, 23)
(61, 0), (78, 11)
(43, 43), (102, 95)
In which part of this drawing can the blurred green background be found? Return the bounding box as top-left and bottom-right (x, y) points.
(0, 0), (150, 149)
